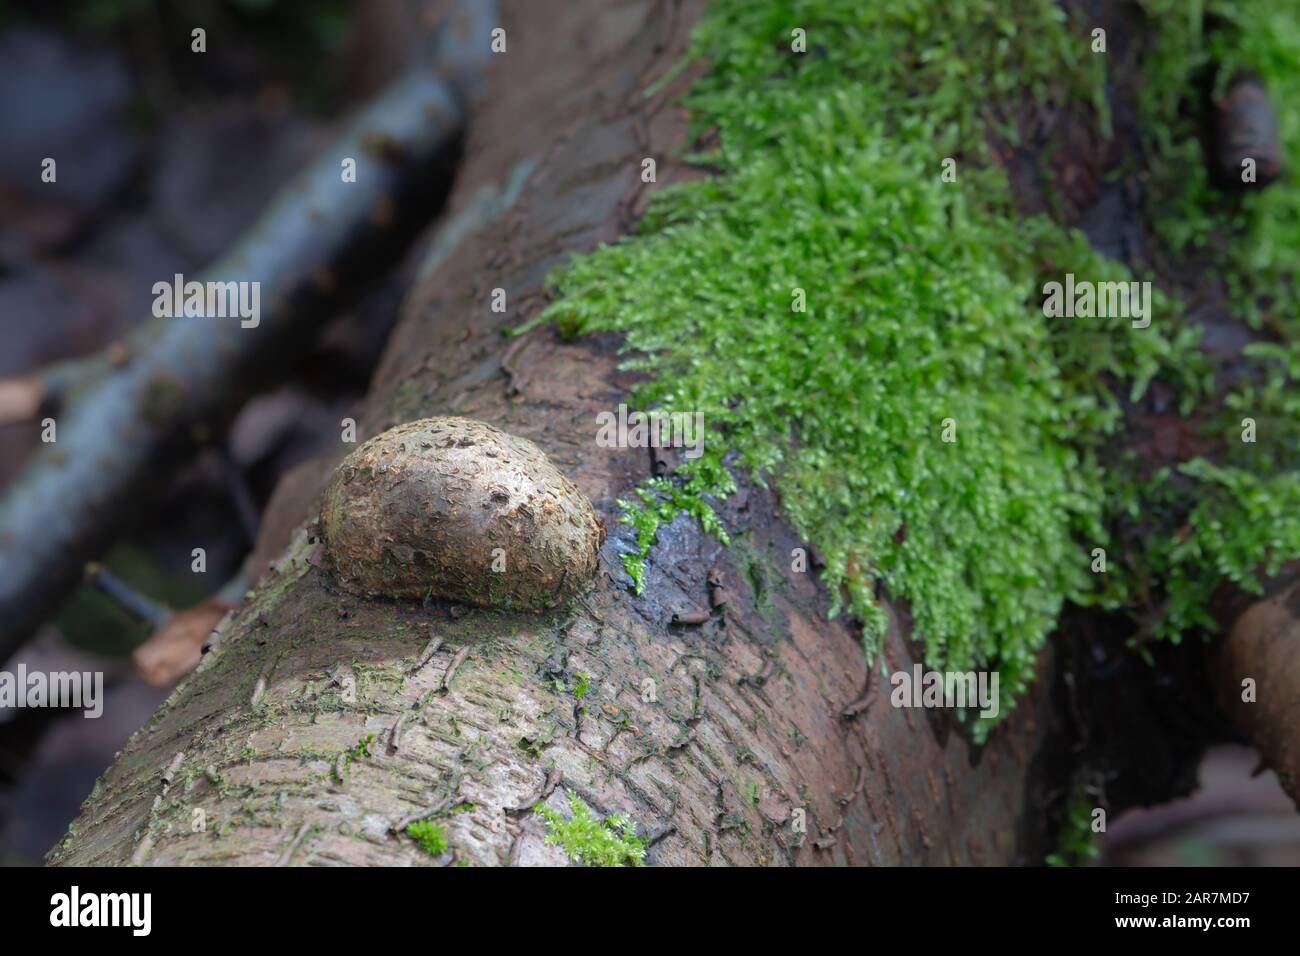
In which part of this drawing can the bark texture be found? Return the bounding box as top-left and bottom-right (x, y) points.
(1214, 574), (1300, 804)
(319, 416), (604, 609)
(50, 0), (1068, 867)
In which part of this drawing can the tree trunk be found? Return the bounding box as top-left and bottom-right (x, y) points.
(49, 0), (1070, 867)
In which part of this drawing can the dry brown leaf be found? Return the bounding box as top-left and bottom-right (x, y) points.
(133, 600), (236, 688)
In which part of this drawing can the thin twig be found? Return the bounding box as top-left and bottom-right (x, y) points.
(251, 655), (278, 708)
(500, 331), (530, 397)
(274, 822), (316, 867)
(0, 65), (467, 660)
(85, 563), (170, 628)
(841, 681), (877, 720)
(392, 796), (456, 835)
(439, 645), (470, 692)
(408, 636), (444, 675)
(507, 767), (561, 815)
(390, 775), (464, 834)
(387, 713), (408, 754)
(161, 751), (186, 791)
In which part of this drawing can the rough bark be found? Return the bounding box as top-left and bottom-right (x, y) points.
(1213, 573), (1300, 804)
(49, 0), (1069, 867)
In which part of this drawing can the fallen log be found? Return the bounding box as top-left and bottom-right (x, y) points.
(47, 0), (1073, 867)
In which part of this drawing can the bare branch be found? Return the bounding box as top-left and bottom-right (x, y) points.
(0, 66), (466, 660)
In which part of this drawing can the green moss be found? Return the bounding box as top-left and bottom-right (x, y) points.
(1045, 781), (1101, 867)
(337, 734), (375, 778)
(618, 470), (733, 592)
(528, 0), (1202, 732)
(1105, 2), (1300, 639)
(536, 792), (646, 867)
(1139, 0), (1300, 315)
(406, 820), (449, 857)
(573, 672), (593, 700)
(1140, 461), (1300, 640)
(518, 735), (547, 759)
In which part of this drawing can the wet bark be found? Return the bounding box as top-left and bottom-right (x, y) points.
(49, 0), (1069, 867)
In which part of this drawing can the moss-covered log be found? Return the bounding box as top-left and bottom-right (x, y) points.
(48, 0), (1074, 867)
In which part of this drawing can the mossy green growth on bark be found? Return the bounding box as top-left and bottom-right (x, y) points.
(406, 820), (449, 857)
(526, 0), (1204, 735)
(536, 792), (646, 867)
(1045, 779), (1101, 867)
(1103, 1), (1300, 639)
(1139, 0), (1300, 312)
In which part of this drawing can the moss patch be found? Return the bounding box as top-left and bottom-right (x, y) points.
(526, 0), (1203, 730)
(1045, 779), (1101, 867)
(1139, 0), (1300, 312)
(1116, 2), (1300, 638)
(536, 792), (646, 867)
(406, 820), (449, 857)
